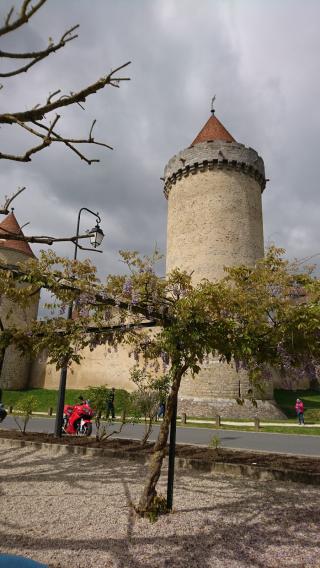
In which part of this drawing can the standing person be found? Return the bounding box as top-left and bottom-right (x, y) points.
(106, 387), (116, 420)
(157, 401), (165, 419)
(295, 398), (305, 425)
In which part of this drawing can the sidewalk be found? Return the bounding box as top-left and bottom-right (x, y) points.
(182, 419), (320, 427)
(27, 411), (320, 428)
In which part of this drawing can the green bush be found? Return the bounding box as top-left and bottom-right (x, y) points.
(210, 435), (221, 451)
(14, 395), (38, 433)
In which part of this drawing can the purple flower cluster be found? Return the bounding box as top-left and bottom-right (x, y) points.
(122, 279), (132, 294)
(160, 351), (169, 365)
(104, 307), (112, 321)
(59, 304), (66, 315)
(131, 292), (140, 305)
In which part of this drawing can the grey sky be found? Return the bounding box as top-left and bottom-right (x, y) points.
(1, 0), (320, 289)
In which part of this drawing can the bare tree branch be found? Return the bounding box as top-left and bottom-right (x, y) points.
(5, 7), (14, 28)
(33, 117), (112, 149)
(0, 186), (26, 215)
(0, 25), (79, 77)
(46, 89), (61, 104)
(0, 0), (46, 37)
(0, 1), (131, 164)
(0, 139), (51, 162)
(0, 230), (99, 246)
(0, 191), (101, 245)
(0, 25), (79, 58)
(2, 111), (113, 163)
(0, 61), (131, 124)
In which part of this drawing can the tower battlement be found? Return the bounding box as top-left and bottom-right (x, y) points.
(164, 140), (266, 198)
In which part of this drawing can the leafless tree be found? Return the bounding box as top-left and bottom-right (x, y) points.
(0, 1), (130, 247)
(0, 0), (131, 164)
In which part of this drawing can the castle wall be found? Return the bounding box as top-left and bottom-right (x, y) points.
(29, 343), (138, 392)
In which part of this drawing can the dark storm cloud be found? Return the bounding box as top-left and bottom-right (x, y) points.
(1, 0), (320, 290)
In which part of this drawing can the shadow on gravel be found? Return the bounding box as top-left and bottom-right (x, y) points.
(1, 448), (320, 568)
(0, 446), (145, 493)
(1, 496), (320, 568)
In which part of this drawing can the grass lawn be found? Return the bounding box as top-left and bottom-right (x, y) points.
(219, 424), (320, 436)
(177, 421), (320, 435)
(1, 388), (129, 414)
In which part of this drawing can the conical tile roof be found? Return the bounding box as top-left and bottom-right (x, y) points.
(191, 113), (235, 145)
(0, 212), (35, 257)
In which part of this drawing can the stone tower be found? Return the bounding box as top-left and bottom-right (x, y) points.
(164, 110), (283, 418)
(0, 212), (39, 390)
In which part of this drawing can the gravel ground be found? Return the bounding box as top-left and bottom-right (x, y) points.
(1, 446), (320, 568)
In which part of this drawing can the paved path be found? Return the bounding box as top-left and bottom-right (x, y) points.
(25, 412), (320, 428)
(1, 415), (320, 457)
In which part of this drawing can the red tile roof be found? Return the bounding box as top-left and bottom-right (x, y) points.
(0, 212), (35, 257)
(191, 113), (235, 145)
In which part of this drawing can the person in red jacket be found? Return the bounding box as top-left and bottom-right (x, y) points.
(295, 398), (305, 425)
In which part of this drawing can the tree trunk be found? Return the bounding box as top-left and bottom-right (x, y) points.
(0, 320), (6, 389)
(141, 418), (153, 446)
(137, 364), (187, 513)
(95, 411), (102, 440)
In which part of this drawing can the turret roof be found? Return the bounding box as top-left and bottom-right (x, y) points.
(191, 113), (235, 145)
(0, 212), (35, 257)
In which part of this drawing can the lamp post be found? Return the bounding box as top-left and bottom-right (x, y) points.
(54, 207), (104, 437)
(166, 397), (178, 510)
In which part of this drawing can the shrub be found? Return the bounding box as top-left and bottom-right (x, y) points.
(87, 385), (131, 441)
(130, 369), (171, 446)
(14, 395), (38, 434)
(210, 435), (221, 452)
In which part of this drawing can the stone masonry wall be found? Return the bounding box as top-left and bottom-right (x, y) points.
(178, 397), (286, 419)
(166, 168), (264, 283)
(180, 358), (274, 400)
(0, 249), (39, 390)
(30, 342), (140, 392)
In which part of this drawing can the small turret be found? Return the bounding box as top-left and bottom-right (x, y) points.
(0, 211), (35, 258)
(0, 212), (38, 390)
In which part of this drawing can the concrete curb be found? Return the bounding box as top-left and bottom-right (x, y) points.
(1, 436), (320, 486)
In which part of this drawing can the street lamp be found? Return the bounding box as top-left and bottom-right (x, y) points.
(73, 207), (104, 261)
(54, 207), (104, 437)
(89, 224), (104, 249)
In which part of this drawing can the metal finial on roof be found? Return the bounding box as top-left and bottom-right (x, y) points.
(211, 95), (216, 115)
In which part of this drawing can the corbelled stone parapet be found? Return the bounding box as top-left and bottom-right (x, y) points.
(164, 141), (266, 198)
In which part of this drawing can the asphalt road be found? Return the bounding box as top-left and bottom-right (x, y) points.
(1, 415), (320, 457)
